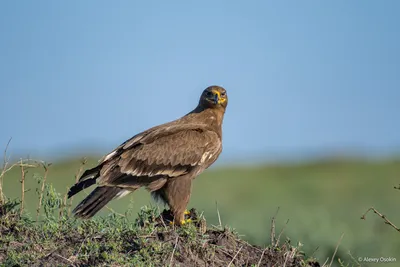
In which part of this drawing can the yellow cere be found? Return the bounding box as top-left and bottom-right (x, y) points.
(211, 90), (226, 104)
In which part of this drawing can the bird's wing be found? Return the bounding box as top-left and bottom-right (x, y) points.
(95, 123), (221, 188)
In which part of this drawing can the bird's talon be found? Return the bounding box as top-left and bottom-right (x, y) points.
(180, 218), (192, 225)
(170, 218), (192, 225)
(184, 210), (190, 215)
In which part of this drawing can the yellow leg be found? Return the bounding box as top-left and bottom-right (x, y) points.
(169, 218), (193, 225)
(181, 218), (192, 225)
(168, 210), (192, 225)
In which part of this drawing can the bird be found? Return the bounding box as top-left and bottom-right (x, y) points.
(67, 85), (228, 225)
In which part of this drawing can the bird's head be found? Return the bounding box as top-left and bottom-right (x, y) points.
(199, 86), (228, 110)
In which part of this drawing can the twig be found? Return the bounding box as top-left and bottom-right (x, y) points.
(347, 251), (362, 267)
(257, 248), (267, 267)
(2, 138), (12, 165)
(227, 246), (243, 267)
(76, 236), (89, 256)
(283, 250), (291, 267)
(0, 137), (12, 204)
(215, 201), (222, 229)
(104, 205), (126, 217)
(328, 233), (344, 267)
(218, 248), (235, 258)
(270, 217), (276, 246)
(20, 159), (26, 216)
(36, 163), (50, 222)
(321, 257), (329, 267)
(169, 236), (179, 266)
(1, 158), (40, 212)
(270, 207), (280, 246)
(68, 158), (87, 215)
(157, 206), (168, 230)
(59, 186), (69, 220)
(275, 219), (290, 247)
(63, 186), (68, 208)
(75, 158), (87, 184)
(361, 207), (400, 232)
(311, 246), (319, 258)
(53, 253), (76, 266)
(1, 160), (39, 176)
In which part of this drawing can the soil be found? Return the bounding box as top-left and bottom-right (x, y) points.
(0, 207), (321, 267)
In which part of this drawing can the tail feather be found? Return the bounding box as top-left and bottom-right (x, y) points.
(67, 166), (101, 198)
(72, 186), (122, 219)
(67, 178), (97, 198)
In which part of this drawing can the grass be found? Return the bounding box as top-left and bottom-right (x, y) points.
(0, 163), (321, 266)
(1, 152), (400, 266)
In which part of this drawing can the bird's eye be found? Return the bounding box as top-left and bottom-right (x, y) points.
(205, 91), (213, 97)
(220, 92), (226, 97)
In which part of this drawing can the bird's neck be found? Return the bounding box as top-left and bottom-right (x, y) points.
(189, 105), (225, 130)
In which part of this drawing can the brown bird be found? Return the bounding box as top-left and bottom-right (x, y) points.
(68, 85), (228, 225)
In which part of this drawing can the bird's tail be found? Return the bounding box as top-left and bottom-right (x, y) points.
(72, 186), (122, 219)
(67, 166), (101, 199)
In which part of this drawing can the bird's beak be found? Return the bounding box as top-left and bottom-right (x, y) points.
(212, 90), (222, 104)
(213, 93), (219, 104)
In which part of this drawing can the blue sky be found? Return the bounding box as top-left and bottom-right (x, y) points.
(1, 1), (399, 163)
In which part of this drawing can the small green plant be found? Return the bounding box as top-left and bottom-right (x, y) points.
(0, 154), (323, 266)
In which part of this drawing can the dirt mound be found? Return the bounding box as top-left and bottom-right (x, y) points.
(1, 203), (320, 266)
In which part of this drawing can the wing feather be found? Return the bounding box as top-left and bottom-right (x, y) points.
(97, 124), (221, 188)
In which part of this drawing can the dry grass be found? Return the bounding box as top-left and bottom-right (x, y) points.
(0, 151), (323, 266)
(3, 143), (398, 266)
(361, 207), (400, 233)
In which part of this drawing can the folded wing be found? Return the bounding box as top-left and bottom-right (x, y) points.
(68, 123), (221, 198)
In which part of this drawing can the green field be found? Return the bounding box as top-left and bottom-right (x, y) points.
(2, 156), (400, 264)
